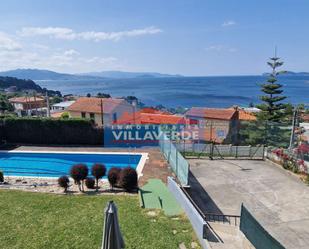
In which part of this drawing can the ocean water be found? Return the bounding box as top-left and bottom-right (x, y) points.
(36, 76), (309, 108)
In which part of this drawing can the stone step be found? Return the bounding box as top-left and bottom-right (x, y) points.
(205, 222), (245, 249)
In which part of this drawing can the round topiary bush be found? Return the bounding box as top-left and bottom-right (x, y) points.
(91, 163), (106, 191)
(58, 175), (70, 192)
(85, 177), (95, 189)
(70, 164), (88, 191)
(119, 167), (138, 192)
(108, 167), (121, 190)
(0, 171), (4, 183)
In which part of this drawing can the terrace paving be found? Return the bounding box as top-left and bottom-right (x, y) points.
(188, 159), (309, 249)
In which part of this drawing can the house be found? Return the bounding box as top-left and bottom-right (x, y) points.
(185, 107), (239, 143)
(52, 101), (75, 112)
(67, 97), (134, 126)
(228, 107), (257, 121)
(5, 86), (18, 93)
(9, 96), (46, 116)
(115, 108), (187, 125)
(302, 114), (309, 123)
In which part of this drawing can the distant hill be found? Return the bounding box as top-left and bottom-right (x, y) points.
(0, 76), (60, 96)
(80, 70), (183, 78)
(263, 71), (309, 76)
(0, 69), (103, 81)
(0, 69), (183, 81)
(284, 71), (309, 76)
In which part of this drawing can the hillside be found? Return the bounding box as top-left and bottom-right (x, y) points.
(0, 69), (183, 80)
(0, 69), (103, 81)
(0, 76), (60, 96)
(81, 70), (183, 78)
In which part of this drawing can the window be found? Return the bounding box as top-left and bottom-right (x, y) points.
(90, 113), (95, 120)
(113, 113), (117, 122)
(81, 112), (86, 118)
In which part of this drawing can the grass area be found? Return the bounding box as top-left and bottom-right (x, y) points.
(0, 190), (200, 249)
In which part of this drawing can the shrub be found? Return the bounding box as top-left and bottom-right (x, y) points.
(60, 112), (70, 119)
(70, 164), (88, 191)
(58, 176), (70, 192)
(2, 117), (103, 145)
(0, 171), (4, 183)
(91, 163), (106, 191)
(108, 167), (121, 189)
(85, 177), (95, 189)
(119, 167), (138, 192)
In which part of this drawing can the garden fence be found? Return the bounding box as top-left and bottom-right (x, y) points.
(240, 204), (285, 249)
(159, 128), (189, 186)
(175, 142), (265, 159)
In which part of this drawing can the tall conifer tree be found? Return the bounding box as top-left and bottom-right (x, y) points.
(257, 52), (286, 122)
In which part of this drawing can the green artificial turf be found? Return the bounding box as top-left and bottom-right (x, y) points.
(0, 190), (200, 249)
(140, 179), (182, 216)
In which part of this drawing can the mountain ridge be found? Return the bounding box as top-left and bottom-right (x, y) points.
(0, 69), (183, 81)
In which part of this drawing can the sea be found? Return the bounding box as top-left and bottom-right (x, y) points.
(36, 75), (309, 108)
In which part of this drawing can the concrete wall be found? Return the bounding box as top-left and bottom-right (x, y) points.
(167, 177), (209, 249)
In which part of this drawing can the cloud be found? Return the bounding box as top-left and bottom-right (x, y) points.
(31, 43), (50, 50)
(205, 45), (224, 51)
(19, 26), (162, 41)
(0, 47), (119, 73)
(205, 45), (237, 53)
(0, 32), (22, 51)
(64, 49), (80, 56)
(222, 20), (236, 27)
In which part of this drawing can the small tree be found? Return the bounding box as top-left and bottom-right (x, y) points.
(70, 164), (88, 192)
(91, 163), (106, 192)
(119, 167), (138, 192)
(60, 112), (70, 119)
(85, 177), (96, 189)
(58, 176), (70, 193)
(108, 167), (121, 190)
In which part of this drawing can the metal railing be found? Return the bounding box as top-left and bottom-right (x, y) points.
(204, 213), (240, 226)
(180, 185), (240, 226)
(177, 142), (265, 160)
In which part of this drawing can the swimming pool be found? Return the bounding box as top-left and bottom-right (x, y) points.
(0, 151), (147, 178)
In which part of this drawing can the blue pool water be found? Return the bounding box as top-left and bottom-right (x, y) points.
(0, 152), (141, 178)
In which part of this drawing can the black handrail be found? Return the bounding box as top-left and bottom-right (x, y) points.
(180, 185), (240, 226)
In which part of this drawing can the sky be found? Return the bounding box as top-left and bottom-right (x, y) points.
(0, 0), (308, 76)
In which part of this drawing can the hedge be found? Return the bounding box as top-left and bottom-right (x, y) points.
(1, 117), (103, 145)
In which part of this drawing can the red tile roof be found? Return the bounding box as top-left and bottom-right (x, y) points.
(115, 111), (187, 125)
(9, 96), (45, 103)
(238, 110), (256, 121)
(140, 113), (186, 124)
(67, 97), (126, 114)
(186, 107), (237, 120)
(303, 114), (309, 122)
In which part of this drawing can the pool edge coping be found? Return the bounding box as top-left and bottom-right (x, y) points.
(0, 150), (149, 180)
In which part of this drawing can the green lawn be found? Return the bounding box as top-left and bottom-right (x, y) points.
(0, 190), (200, 249)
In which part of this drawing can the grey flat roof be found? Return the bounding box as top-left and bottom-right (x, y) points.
(189, 159), (309, 249)
(52, 101), (75, 108)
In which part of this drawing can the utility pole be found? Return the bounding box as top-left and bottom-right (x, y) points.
(289, 108), (298, 150)
(46, 92), (50, 118)
(101, 98), (104, 126)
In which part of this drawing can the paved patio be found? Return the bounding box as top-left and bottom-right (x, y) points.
(188, 159), (309, 249)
